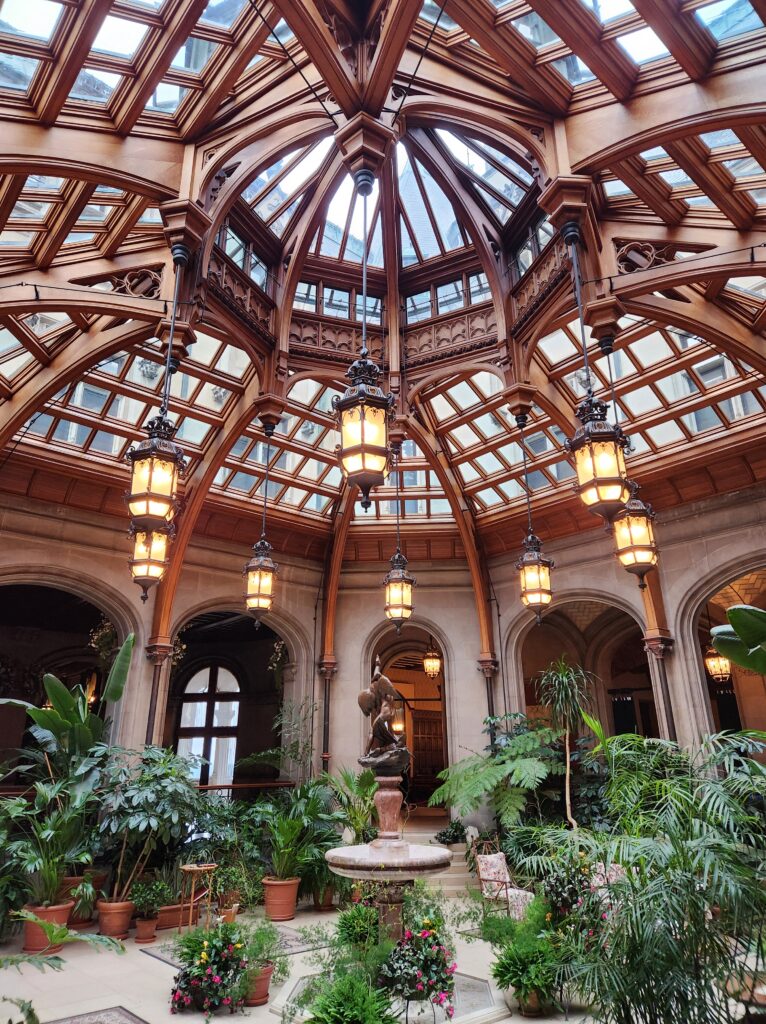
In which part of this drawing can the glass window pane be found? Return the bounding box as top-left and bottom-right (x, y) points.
(436, 280), (464, 315)
(92, 16), (148, 58)
(469, 272), (491, 304)
(616, 27), (669, 62)
(552, 54), (596, 84)
(176, 737), (205, 781)
(695, 0), (762, 41)
(69, 68), (121, 104)
(1, 0), (63, 42)
(185, 670), (210, 694)
(0, 54), (39, 92)
(212, 701), (240, 728)
(294, 281), (317, 312)
(323, 287), (349, 318)
(172, 37), (219, 73)
(406, 290), (431, 323)
(207, 736), (236, 787)
(180, 701), (207, 728)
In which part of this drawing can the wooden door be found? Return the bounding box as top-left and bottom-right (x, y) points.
(410, 710), (445, 802)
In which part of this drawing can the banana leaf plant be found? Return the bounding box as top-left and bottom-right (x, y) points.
(0, 634), (134, 771)
(711, 605), (766, 674)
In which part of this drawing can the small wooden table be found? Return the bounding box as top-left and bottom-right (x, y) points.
(178, 863), (217, 933)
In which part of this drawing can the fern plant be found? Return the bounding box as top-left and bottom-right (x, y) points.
(428, 714), (564, 829)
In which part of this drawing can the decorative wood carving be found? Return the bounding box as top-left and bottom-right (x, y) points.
(403, 303), (497, 362)
(288, 314), (384, 362)
(207, 246), (274, 342)
(108, 267), (163, 299)
(615, 239), (678, 275)
(511, 239), (569, 330)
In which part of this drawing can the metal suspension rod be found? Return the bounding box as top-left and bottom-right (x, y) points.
(567, 238), (594, 397)
(159, 260), (183, 418)
(516, 413), (534, 535)
(394, 446), (402, 552)
(261, 435), (271, 539)
(361, 189), (368, 358)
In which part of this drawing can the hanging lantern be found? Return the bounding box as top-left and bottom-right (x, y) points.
(566, 395), (631, 520)
(383, 550), (415, 632)
(391, 698), (406, 736)
(244, 537), (278, 621)
(613, 493), (658, 581)
(704, 646), (731, 685)
(517, 532), (554, 620)
(129, 527), (170, 602)
(126, 413), (185, 529)
(423, 637), (441, 679)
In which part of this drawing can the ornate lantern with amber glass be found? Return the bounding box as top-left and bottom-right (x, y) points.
(129, 526), (171, 602)
(423, 636), (441, 679)
(612, 491), (658, 583)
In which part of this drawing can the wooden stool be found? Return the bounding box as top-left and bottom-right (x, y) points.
(178, 863), (217, 934)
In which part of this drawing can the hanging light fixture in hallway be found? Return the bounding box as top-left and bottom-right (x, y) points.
(423, 636), (441, 678)
(515, 412), (553, 622)
(333, 169), (394, 511)
(383, 443), (415, 632)
(703, 604), (731, 684)
(561, 223), (631, 521)
(125, 243), (189, 601)
(612, 486), (659, 586)
(244, 423), (278, 626)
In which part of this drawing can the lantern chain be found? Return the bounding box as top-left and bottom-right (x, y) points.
(515, 412), (534, 537)
(361, 188), (368, 359)
(261, 423), (275, 541)
(159, 246), (188, 421)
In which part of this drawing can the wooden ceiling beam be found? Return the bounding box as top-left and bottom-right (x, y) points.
(630, 0), (716, 80)
(0, 176), (26, 230)
(732, 124), (766, 169)
(33, 182), (97, 270)
(362, 0), (422, 115)
(444, 0), (571, 115)
(664, 137), (756, 228)
(614, 157), (687, 224)
(99, 195), (150, 259)
(32, 0), (113, 125)
(272, 0), (360, 116)
(526, 0), (638, 100)
(110, 0), (209, 135)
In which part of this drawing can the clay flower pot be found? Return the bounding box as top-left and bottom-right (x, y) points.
(134, 916), (158, 944)
(245, 962), (275, 1006)
(22, 901), (74, 953)
(59, 870), (108, 928)
(263, 877), (300, 921)
(97, 899), (135, 939)
(219, 906), (238, 924)
(313, 884), (334, 912)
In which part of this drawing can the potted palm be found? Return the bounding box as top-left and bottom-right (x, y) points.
(130, 879), (173, 944)
(97, 746), (200, 938)
(323, 768), (378, 844)
(241, 919), (289, 1006)
(263, 816), (314, 921)
(491, 934), (558, 1017)
(2, 781), (93, 953)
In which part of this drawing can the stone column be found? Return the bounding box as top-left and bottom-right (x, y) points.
(144, 641), (174, 746)
(643, 635), (676, 741)
(318, 657), (337, 774)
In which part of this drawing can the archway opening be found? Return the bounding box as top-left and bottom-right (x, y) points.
(0, 584), (112, 763)
(376, 625), (447, 808)
(695, 569), (766, 734)
(521, 600), (658, 738)
(162, 611), (291, 795)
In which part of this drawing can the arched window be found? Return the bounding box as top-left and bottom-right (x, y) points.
(176, 665), (241, 787)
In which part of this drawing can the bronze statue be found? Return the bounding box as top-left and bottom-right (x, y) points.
(358, 655), (411, 774)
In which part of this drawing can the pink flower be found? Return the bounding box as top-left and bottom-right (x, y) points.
(416, 983), (424, 991)
(222, 998), (231, 1006)
(602, 913), (608, 920)
(206, 967), (212, 975)
(447, 1007), (455, 1018)
(416, 971), (422, 978)
(173, 992), (181, 1002)
(228, 944), (234, 952)
(420, 929), (431, 938)
(213, 975), (221, 984)
(405, 930), (413, 940)
(183, 997), (191, 1006)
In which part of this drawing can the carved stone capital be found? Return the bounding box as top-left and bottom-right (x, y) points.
(318, 657), (338, 682)
(643, 634), (674, 660)
(477, 656), (498, 679)
(334, 112), (397, 178)
(145, 642), (174, 666)
(537, 175), (593, 232)
(160, 199), (212, 255)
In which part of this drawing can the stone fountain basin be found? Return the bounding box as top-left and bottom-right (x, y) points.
(326, 839), (452, 881)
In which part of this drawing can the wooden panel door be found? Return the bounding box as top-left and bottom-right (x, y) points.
(411, 710), (445, 801)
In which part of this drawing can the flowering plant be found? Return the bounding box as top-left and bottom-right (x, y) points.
(379, 919), (456, 1018)
(170, 922), (249, 1020)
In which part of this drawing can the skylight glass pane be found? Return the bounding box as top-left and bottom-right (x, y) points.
(579, 0), (635, 22)
(415, 160), (463, 251)
(323, 287), (350, 319)
(700, 128), (740, 149)
(406, 290), (432, 323)
(0, 53), (40, 92)
(647, 421), (684, 445)
(269, 19), (293, 44)
(420, 1), (459, 30)
(630, 332), (673, 366)
(511, 12), (560, 47)
(551, 54), (596, 85)
(70, 68), (121, 104)
(655, 371), (699, 402)
(686, 193), (717, 207)
(144, 81), (188, 114)
(294, 281), (317, 312)
(0, 0), (63, 42)
(172, 37), (219, 74)
(271, 195), (301, 237)
(641, 146), (668, 161)
(538, 330), (578, 364)
(92, 16), (148, 58)
(342, 178), (380, 262)
(659, 167), (694, 187)
(622, 385), (662, 415)
(25, 175), (64, 191)
(400, 216), (418, 267)
(695, 0), (762, 40)
(469, 273), (491, 304)
(397, 145), (441, 259)
(603, 178), (633, 197)
(10, 199), (50, 219)
(437, 280), (464, 315)
(724, 155), (764, 178)
(200, 0), (247, 27)
(616, 27), (669, 62)
(254, 139), (332, 222)
(368, 217), (383, 267)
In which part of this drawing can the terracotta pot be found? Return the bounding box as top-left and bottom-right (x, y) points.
(245, 962), (275, 1007)
(263, 877), (300, 921)
(134, 916), (158, 944)
(97, 899), (135, 939)
(219, 907), (238, 924)
(156, 902), (200, 931)
(313, 884), (334, 911)
(59, 871), (108, 927)
(22, 901), (74, 953)
(217, 889), (240, 909)
(519, 991), (543, 1017)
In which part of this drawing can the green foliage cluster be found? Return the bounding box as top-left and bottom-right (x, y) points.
(130, 879), (174, 919)
(305, 973), (399, 1024)
(711, 604), (766, 673)
(335, 902), (379, 949)
(170, 922), (249, 1021)
(241, 918), (289, 984)
(322, 767), (378, 844)
(429, 713), (564, 828)
(491, 932), (557, 1007)
(434, 819), (467, 845)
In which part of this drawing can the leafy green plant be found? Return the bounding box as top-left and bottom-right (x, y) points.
(335, 903), (379, 950)
(323, 768), (378, 844)
(242, 918), (288, 984)
(536, 656), (592, 829)
(379, 918), (456, 1017)
(0, 634), (134, 774)
(2, 781), (93, 906)
(305, 971), (399, 1024)
(491, 933), (558, 1007)
(170, 922), (249, 1021)
(711, 603), (766, 673)
(434, 819), (467, 845)
(429, 714), (564, 829)
(267, 817), (316, 880)
(130, 879), (173, 920)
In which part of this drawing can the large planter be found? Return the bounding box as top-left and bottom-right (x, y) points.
(263, 877), (300, 921)
(134, 916), (158, 944)
(22, 901), (74, 953)
(97, 899), (135, 939)
(503, 989), (543, 1018)
(59, 870), (108, 928)
(156, 901), (201, 931)
(313, 884), (335, 912)
(244, 962), (275, 1007)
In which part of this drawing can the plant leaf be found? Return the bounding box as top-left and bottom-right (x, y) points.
(42, 674), (78, 722)
(726, 604), (766, 649)
(712, 626), (766, 674)
(103, 633), (135, 704)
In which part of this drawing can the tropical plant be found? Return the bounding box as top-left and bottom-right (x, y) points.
(242, 918), (289, 984)
(0, 818), (28, 940)
(170, 922), (249, 1021)
(266, 817), (316, 880)
(711, 603), (766, 673)
(434, 819), (467, 845)
(379, 918), (457, 1018)
(2, 781), (93, 906)
(491, 932), (558, 1008)
(130, 879), (173, 920)
(305, 971), (399, 1024)
(506, 717), (766, 1024)
(0, 634), (134, 775)
(97, 745), (201, 902)
(335, 902), (379, 950)
(323, 768), (378, 844)
(428, 713), (564, 830)
(237, 698), (317, 784)
(536, 656), (592, 829)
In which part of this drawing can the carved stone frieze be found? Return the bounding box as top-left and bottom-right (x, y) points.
(403, 304), (497, 361)
(511, 239), (569, 330)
